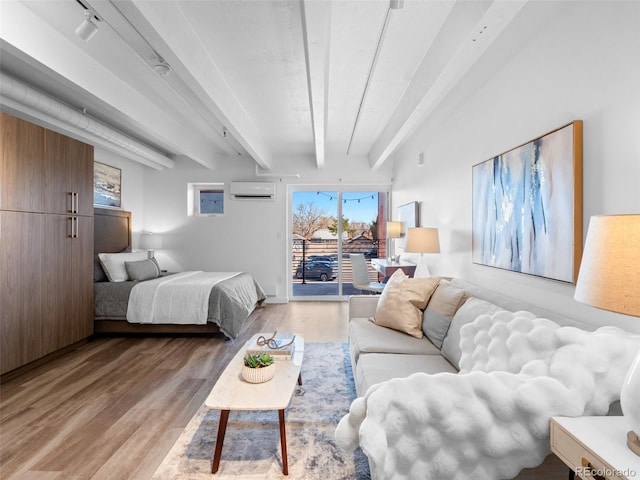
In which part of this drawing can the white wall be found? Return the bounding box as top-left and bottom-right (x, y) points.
(140, 154), (393, 299)
(392, 1), (640, 333)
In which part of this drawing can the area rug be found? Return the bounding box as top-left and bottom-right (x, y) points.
(152, 343), (370, 480)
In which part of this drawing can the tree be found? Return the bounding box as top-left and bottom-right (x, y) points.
(328, 217), (355, 238)
(369, 218), (379, 245)
(292, 201), (327, 240)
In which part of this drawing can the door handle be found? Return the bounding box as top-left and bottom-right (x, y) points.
(72, 192), (79, 214)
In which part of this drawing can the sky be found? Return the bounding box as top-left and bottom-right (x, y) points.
(292, 191), (379, 224)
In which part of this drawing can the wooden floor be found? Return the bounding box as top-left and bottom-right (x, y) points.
(0, 301), (349, 480)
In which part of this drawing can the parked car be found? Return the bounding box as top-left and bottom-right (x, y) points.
(295, 261), (336, 281)
(307, 254), (338, 266)
(363, 248), (378, 259)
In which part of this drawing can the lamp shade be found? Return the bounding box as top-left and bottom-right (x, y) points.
(387, 221), (403, 239)
(140, 233), (164, 250)
(574, 214), (640, 316)
(405, 227), (440, 254)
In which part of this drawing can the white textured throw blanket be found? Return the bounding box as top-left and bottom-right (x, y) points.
(335, 310), (640, 480)
(127, 271), (240, 324)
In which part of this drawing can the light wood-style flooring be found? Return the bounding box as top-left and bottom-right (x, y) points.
(0, 301), (349, 479)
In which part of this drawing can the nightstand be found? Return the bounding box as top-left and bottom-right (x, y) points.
(551, 416), (640, 480)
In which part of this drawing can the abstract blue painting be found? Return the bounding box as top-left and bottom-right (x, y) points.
(472, 122), (582, 283)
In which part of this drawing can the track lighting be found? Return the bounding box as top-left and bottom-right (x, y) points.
(76, 10), (98, 42)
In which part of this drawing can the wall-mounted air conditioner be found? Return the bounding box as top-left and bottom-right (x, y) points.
(230, 182), (276, 199)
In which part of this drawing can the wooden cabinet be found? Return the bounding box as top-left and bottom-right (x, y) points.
(0, 113), (94, 376)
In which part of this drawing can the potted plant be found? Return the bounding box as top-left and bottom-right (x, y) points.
(242, 352), (276, 383)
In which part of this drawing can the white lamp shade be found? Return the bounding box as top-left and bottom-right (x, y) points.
(140, 233), (164, 250)
(387, 221), (403, 239)
(574, 214), (640, 455)
(405, 227), (440, 254)
(574, 214), (640, 316)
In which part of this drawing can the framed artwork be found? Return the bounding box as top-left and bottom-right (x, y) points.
(397, 201), (419, 248)
(472, 121), (583, 283)
(94, 162), (122, 208)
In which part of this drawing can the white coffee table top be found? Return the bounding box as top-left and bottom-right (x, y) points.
(205, 333), (304, 411)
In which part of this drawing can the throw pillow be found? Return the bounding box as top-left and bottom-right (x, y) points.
(98, 251), (148, 282)
(373, 270), (440, 338)
(440, 297), (505, 370)
(125, 258), (161, 281)
(422, 282), (468, 348)
(94, 246), (131, 282)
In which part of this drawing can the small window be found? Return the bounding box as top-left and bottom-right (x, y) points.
(199, 189), (224, 215)
(187, 183), (225, 216)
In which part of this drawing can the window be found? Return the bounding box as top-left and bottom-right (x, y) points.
(187, 183), (224, 216)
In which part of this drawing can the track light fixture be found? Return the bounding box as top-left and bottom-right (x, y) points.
(76, 9), (99, 42)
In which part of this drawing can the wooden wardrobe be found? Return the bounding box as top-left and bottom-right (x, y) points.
(0, 112), (94, 376)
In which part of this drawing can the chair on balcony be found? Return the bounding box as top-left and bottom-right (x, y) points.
(350, 254), (385, 294)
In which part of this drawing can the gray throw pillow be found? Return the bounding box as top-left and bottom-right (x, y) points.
(125, 258), (161, 281)
(422, 282), (467, 348)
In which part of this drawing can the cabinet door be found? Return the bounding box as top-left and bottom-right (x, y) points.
(0, 113), (45, 213)
(74, 143), (94, 217)
(42, 214), (74, 353)
(44, 131), (94, 216)
(0, 211), (44, 374)
(71, 215), (94, 340)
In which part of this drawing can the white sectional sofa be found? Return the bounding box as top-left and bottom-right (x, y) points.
(349, 277), (601, 398)
(342, 277), (634, 480)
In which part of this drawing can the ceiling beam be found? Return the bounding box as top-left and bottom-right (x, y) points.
(0, 1), (224, 170)
(300, 0), (332, 169)
(368, 0), (528, 170)
(117, 0), (273, 170)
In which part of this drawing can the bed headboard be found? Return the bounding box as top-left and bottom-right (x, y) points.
(94, 207), (132, 254)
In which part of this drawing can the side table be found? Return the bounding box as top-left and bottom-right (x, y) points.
(550, 416), (640, 480)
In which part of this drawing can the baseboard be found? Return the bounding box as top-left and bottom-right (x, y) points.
(264, 296), (289, 304)
(1, 338), (89, 383)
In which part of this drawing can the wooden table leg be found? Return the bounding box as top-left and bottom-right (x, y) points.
(212, 409), (230, 474)
(278, 409), (288, 475)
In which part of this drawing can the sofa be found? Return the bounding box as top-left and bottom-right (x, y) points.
(337, 275), (639, 480)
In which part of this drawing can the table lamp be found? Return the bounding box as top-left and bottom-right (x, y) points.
(574, 214), (640, 456)
(140, 232), (164, 259)
(405, 227), (440, 277)
(386, 221), (403, 262)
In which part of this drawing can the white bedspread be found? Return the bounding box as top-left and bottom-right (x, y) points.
(127, 271), (240, 325)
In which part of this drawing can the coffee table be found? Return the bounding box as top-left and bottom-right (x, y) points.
(205, 333), (304, 475)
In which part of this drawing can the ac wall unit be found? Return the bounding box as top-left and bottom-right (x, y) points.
(230, 181), (276, 199)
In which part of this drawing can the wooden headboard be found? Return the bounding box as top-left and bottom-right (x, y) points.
(94, 208), (132, 254)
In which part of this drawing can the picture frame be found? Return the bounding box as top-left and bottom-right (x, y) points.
(472, 121), (583, 283)
(397, 201), (419, 248)
(93, 162), (122, 208)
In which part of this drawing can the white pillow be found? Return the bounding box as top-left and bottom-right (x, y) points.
(98, 251), (148, 282)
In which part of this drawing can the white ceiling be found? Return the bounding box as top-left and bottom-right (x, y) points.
(0, 0), (528, 171)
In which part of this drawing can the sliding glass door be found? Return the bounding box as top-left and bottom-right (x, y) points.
(291, 189), (388, 299)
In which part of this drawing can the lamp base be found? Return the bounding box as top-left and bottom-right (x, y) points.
(628, 431), (640, 456)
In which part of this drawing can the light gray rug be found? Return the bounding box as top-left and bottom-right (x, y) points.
(152, 343), (370, 480)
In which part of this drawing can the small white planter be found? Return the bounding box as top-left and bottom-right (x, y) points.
(242, 363), (276, 383)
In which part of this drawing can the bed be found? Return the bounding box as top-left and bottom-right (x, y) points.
(93, 208), (266, 338)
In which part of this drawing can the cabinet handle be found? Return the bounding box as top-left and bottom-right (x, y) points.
(73, 217), (78, 238)
(581, 458), (606, 480)
(68, 217), (74, 238)
(72, 192), (79, 214)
